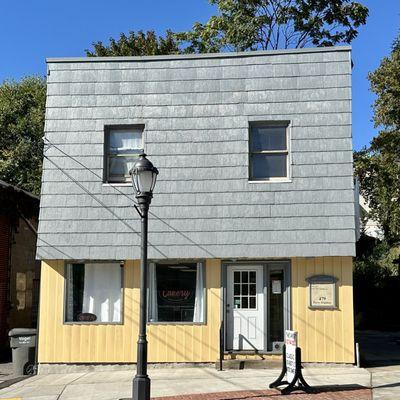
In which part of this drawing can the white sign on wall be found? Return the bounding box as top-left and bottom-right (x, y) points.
(285, 330), (297, 382)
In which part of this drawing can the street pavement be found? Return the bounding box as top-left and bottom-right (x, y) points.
(0, 366), (371, 400)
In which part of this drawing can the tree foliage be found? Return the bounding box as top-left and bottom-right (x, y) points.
(0, 77), (46, 195)
(355, 37), (400, 245)
(86, 30), (180, 57)
(176, 0), (368, 53)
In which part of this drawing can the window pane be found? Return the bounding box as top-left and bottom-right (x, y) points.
(251, 126), (287, 151)
(234, 271), (240, 283)
(242, 284), (248, 295)
(251, 153), (287, 179)
(234, 284), (240, 295)
(109, 156), (138, 179)
(109, 129), (142, 153)
(242, 271), (248, 283)
(249, 297), (256, 309)
(242, 297), (248, 309)
(155, 264), (202, 322)
(268, 270), (284, 350)
(65, 263), (122, 323)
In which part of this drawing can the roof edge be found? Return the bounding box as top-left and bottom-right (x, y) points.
(46, 45), (351, 64)
(0, 179), (39, 201)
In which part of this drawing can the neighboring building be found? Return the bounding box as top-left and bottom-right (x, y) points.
(0, 180), (40, 359)
(36, 47), (357, 371)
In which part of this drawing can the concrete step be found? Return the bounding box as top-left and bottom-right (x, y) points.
(215, 359), (282, 370)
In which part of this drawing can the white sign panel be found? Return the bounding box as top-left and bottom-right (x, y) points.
(285, 330), (297, 382)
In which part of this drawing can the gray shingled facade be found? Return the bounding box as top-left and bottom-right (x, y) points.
(37, 47), (356, 260)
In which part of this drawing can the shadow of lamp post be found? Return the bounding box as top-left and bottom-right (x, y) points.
(130, 153), (159, 400)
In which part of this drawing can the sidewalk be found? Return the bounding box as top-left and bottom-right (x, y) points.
(0, 366), (371, 400)
(0, 363), (28, 391)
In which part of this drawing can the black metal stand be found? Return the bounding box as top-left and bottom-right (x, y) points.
(269, 344), (313, 395)
(132, 198), (151, 400)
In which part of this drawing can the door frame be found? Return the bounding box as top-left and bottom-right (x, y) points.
(221, 260), (291, 353)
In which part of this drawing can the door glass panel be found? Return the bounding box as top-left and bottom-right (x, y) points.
(249, 284), (256, 295)
(249, 296), (256, 309)
(232, 270), (257, 309)
(234, 284), (240, 295)
(268, 269), (284, 351)
(242, 297), (248, 308)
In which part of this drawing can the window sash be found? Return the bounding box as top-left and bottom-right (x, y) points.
(105, 126), (144, 183)
(249, 123), (289, 180)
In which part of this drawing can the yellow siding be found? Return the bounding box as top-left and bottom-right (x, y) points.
(291, 256), (354, 363)
(38, 257), (353, 364)
(38, 259), (221, 363)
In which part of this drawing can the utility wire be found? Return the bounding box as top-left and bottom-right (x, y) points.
(43, 154), (168, 258)
(43, 138), (217, 258)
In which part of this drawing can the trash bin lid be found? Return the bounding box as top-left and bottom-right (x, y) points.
(8, 328), (37, 337)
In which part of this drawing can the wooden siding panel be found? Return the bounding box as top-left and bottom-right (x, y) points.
(291, 256), (354, 363)
(38, 259), (221, 363)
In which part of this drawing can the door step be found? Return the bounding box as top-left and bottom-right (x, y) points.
(215, 358), (282, 370)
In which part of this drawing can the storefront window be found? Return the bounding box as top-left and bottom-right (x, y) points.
(148, 263), (205, 323)
(65, 263), (122, 323)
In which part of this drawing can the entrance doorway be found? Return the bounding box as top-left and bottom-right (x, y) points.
(225, 262), (290, 352)
(226, 265), (265, 350)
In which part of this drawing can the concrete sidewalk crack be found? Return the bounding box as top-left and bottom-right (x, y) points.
(56, 373), (89, 400)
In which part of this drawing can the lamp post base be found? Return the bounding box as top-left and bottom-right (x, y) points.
(133, 375), (150, 400)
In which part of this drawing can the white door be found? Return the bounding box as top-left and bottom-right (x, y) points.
(226, 265), (265, 350)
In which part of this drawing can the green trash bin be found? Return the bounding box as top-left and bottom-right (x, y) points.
(9, 328), (37, 375)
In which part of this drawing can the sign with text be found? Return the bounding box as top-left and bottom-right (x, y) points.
(307, 275), (338, 309)
(285, 330), (297, 382)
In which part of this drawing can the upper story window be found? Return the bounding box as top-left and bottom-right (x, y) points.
(105, 125), (144, 183)
(249, 122), (289, 181)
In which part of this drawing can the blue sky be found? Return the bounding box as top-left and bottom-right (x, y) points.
(1, 0), (399, 149)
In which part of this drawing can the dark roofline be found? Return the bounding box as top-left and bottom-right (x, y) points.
(46, 45), (351, 64)
(0, 180), (39, 202)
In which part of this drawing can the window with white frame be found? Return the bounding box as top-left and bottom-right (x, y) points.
(105, 125), (144, 183)
(249, 123), (289, 180)
(148, 262), (205, 323)
(65, 262), (123, 323)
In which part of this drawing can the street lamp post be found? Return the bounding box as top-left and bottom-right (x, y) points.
(130, 153), (158, 400)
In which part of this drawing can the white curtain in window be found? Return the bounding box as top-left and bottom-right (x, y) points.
(193, 263), (205, 323)
(82, 263), (122, 323)
(109, 130), (142, 151)
(148, 263), (158, 322)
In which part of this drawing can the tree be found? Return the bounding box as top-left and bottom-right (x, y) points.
(86, 30), (181, 57)
(355, 37), (400, 245)
(0, 77), (46, 196)
(176, 0), (368, 53)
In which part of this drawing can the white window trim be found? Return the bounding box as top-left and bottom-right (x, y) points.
(104, 124), (145, 184)
(248, 121), (292, 183)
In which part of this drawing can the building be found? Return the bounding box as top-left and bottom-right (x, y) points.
(0, 180), (40, 359)
(36, 46), (356, 372)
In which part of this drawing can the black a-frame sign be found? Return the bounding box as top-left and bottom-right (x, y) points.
(269, 344), (313, 395)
